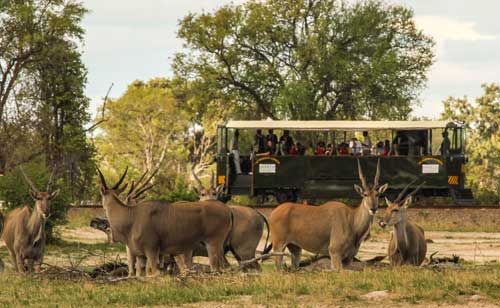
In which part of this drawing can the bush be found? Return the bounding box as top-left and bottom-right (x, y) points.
(153, 176), (198, 202)
(0, 161), (68, 242)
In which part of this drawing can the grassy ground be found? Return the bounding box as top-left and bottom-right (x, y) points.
(1, 263), (500, 307)
(1, 207), (499, 307)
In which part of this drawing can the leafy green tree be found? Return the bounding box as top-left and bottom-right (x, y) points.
(95, 79), (191, 196)
(174, 0), (434, 120)
(0, 0), (87, 123)
(442, 84), (500, 202)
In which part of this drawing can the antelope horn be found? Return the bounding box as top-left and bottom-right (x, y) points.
(374, 158), (381, 188)
(133, 168), (159, 196)
(127, 181), (136, 197)
(134, 169), (149, 188)
(191, 168), (204, 190)
(97, 167), (108, 190)
(394, 179), (418, 203)
(20, 167), (39, 193)
(46, 166), (57, 193)
(405, 181), (426, 200)
(357, 159), (367, 189)
(131, 183), (155, 200)
(111, 166), (128, 190)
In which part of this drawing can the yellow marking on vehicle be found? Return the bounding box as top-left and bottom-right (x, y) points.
(255, 157), (281, 165)
(448, 176), (459, 185)
(218, 175), (225, 184)
(419, 157), (444, 165)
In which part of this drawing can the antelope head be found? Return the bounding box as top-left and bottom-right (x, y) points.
(353, 159), (388, 215)
(379, 180), (424, 228)
(192, 169), (223, 201)
(97, 167), (130, 209)
(20, 167), (60, 219)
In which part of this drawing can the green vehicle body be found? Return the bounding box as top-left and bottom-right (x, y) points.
(215, 121), (473, 204)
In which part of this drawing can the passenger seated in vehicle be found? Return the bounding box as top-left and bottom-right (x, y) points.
(279, 130), (294, 154)
(349, 138), (363, 156)
(288, 143), (299, 155)
(296, 142), (306, 155)
(254, 129), (266, 153)
(325, 144), (334, 156)
(256, 139), (275, 157)
(267, 129), (278, 148)
(338, 142), (349, 155)
(305, 142), (314, 155)
(375, 141), (385, 156)
(383, 140), (391, 156)
(393, 131), (409, 155)
(315, 141), (326, 155)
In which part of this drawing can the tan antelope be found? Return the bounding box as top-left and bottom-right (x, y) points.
(97, 167), (232, 276)
(192, 170), (269, 270)
(379, 181), (427, 266)
(269, 159), (388, 271)
(1, 168), (59, 273)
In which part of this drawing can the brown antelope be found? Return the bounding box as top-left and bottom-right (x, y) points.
(1, 168), (59, 273)
(97, 167), (232, 276)
(379, 181), (427, 266)
(192, 169), (269, 270)
(269, 159), (388, 271)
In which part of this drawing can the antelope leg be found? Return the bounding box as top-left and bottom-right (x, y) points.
(16, 254), (25, 273)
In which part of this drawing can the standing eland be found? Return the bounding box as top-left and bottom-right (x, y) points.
(269, 159), (388, 271)
(97, 167), (232, 276)
(1, 168), (59, 273)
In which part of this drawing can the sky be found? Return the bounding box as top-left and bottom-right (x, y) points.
(81, 0), (500, 119)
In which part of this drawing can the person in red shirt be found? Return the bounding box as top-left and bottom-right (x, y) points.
(288, 143), (299, 155)
(338, 142), (349, 155)
(314, 141), (326, 155)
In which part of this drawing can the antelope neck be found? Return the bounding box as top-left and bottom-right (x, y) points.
(27, 207), (45, 243)
(393, 215), (409, 252)
(352, 201), (373, 236)
(104, 194), (133, 241)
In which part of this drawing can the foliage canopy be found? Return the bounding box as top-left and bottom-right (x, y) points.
(174, 0), (434, 120)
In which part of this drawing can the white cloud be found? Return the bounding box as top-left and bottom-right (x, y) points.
(415, 15), (496, 42)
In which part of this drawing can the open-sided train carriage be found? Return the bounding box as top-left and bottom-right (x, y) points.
(215, 120), (474, 205)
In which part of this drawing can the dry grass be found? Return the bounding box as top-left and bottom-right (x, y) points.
(1, 262), (500, 307)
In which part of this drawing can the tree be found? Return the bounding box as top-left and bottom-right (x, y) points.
(174, 0), (434, 120)
(442, 83), (500, 202)
(0, 0), (87, 123)
(95, 79), (191, 194)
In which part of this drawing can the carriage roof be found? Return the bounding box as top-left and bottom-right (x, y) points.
(224, 120), (457, 131)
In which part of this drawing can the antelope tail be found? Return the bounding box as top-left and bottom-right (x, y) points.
(256, 209), (272, 256)
(226, 210), (241, 262)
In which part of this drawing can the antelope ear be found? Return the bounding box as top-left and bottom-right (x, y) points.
(49, 189), (60, 200)
(402, 196), (412, 208)
(354, 184), (364, 195)
(29, 190), (38, 200)
(384, 197), (391, 206)
(378, 183), (389, 194)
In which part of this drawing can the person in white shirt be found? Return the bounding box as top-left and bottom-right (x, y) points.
(232, 130), (242, 174)
(349, 138), (363, 156)
(362, 131), (372, 155)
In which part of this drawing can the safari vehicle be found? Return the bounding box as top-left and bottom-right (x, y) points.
(215, 120), (473, 205)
